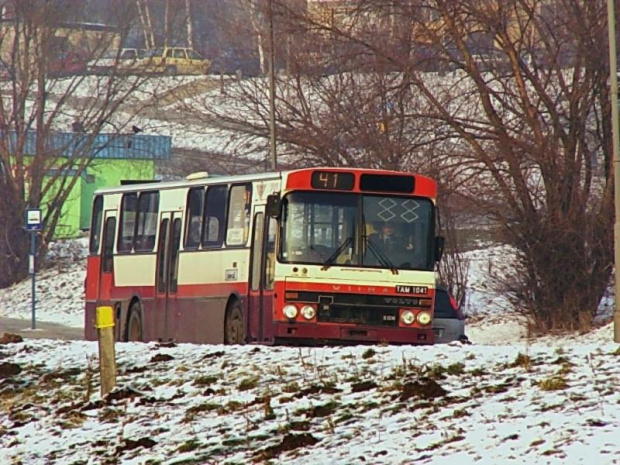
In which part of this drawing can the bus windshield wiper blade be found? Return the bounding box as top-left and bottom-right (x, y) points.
(321, 236), (353, 270)
(365, 236), (399, 275)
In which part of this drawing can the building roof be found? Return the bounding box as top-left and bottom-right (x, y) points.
(5, 131), (172, 160)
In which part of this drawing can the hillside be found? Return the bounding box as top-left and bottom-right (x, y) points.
(1, 334), (619, 464)
(0, 240), (618, 464)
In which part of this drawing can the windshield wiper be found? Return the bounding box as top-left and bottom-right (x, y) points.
(365, 235), (399, 275)
(321, 236), (354, 270)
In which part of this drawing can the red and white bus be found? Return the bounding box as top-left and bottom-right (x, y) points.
(84, 167), (444, 345)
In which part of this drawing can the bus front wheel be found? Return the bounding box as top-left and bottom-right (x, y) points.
(126, 304), (143, 342)
(224, 301), (245, 345)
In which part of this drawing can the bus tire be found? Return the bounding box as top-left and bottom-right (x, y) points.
(164, 66), (177, 76)
(126, 304), (143, 342)
(224, 301), (245, 345)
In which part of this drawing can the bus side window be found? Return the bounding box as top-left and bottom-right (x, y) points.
(169, 218), (182, 292)
(250, 212), (264, 292)
(203, 185), (227, 247)
(102, 217), (116, 273)
(118, 193), (137, 253)
(135, 191), (159, 252)
(89, 195), (104, 255)
(204, 216), (220, 244)
(226, 184), (252, 246)
(185, 187), (204, 249)
(265, 217), (277, 290)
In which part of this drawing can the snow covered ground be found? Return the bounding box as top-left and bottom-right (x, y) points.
(1, 240), (619, 464)
(0, 237), (89, 328)
(1, 337), (619, 465)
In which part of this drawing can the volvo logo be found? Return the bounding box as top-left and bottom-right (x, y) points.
(385, 297), (418, 306)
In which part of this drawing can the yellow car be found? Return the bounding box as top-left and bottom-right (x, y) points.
(142, 47), (211, 76)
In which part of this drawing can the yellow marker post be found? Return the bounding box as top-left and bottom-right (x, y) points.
(95, 306), (116, 397)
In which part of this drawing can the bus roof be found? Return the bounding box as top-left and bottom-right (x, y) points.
(93, 167), (437, 196)
(93, 171), (283, 195)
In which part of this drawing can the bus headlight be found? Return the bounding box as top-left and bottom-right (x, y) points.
(401, 310), (415, 325)
(283, 305), (298, 319)
(300, 305), (316, 320)
(417, 311), (432, 326)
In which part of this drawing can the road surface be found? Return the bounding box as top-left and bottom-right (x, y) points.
(0, 317), (83, 340)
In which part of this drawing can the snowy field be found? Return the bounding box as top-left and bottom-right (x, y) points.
(1, 337), (619, 464)
(1, 240), (619, 464)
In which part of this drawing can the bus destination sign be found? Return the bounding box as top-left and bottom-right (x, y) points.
(311, 171), (355, 191)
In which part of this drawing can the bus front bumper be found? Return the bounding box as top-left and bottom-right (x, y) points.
(273, 322), (434, 345)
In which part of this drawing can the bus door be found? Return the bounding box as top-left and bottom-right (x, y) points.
(248, 208), (277, 343)
(154, 211), (182, 342)
(97, 210), (117, 304)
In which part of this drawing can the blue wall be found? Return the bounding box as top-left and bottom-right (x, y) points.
(6, 131), (172, 160)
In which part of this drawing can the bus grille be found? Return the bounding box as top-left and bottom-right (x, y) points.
(317, 305), (399, 327)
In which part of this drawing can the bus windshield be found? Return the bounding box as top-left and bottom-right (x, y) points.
(279, 191), (434, 271)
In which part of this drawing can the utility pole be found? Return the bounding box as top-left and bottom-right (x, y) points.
(268, 0), (278, 171)
(607, 0), (620, 343)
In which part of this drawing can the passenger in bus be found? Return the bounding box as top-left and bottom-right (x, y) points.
(188, 216), (202, 247)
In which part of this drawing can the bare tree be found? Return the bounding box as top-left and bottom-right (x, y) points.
(136, 0), (156, 48)
(147, 0), (195, 49)
(350, 0), (611, 332)
(420, 0), (611, 333)
(245, 0), (268, 74)
(0, 0), (157, 288)
(164, 0), (170, 47)
(177, 0), (613, 333)
(185, 0), (194, 49)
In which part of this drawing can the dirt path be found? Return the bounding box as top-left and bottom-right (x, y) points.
(0, 317), (82, 340)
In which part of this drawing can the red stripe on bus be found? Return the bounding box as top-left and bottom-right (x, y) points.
(88, 275), (248, 301)
(175, 282), (249, 298)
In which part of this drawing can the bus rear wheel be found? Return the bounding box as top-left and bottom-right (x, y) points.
(127, 305), (143, 342)
(224, 301), (245, 345)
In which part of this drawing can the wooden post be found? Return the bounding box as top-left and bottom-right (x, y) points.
(96, 306), (116, 397)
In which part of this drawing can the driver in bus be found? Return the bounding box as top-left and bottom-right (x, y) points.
(369, 222), (410, 254)
(367, 222), (419, 269)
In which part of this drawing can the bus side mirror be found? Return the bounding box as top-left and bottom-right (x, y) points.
(266, 193), (280, 218)
(434, 236), (445, 262)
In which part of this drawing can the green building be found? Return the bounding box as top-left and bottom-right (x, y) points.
(17, 131), (172, 238)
